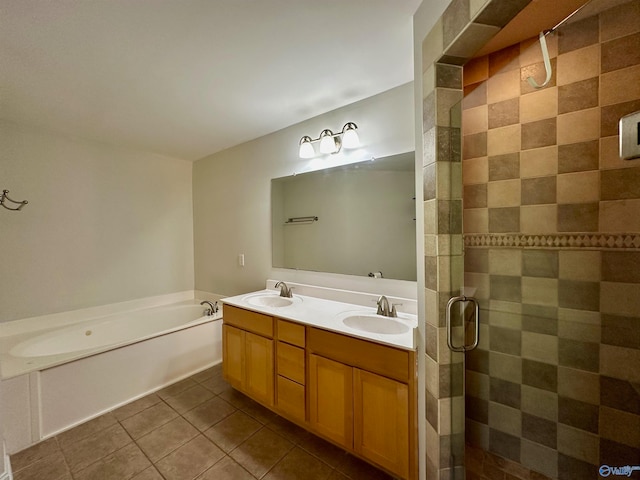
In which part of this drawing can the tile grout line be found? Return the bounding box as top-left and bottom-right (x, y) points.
(12, 365), (389, 480)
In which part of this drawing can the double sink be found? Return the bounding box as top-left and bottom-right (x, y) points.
(241, 291), (413, 336)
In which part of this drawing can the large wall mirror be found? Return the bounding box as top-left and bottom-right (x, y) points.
(272, 151), (416, 281)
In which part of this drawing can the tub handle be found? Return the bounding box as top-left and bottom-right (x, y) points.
(200, 301), (218, 316)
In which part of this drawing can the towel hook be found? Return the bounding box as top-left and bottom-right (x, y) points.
(525, 1), (591, 90)
(1, 190), (28, 211)
(526, 31), (553, 89)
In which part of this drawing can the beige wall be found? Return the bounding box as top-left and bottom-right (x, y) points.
(193, 83), (415, 297)
(0, 122), (195, 322)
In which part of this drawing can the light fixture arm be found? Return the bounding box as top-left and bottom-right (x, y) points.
(303, 126), (352, 144)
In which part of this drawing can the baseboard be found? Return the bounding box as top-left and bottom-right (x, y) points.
(0, 444), (13, 480)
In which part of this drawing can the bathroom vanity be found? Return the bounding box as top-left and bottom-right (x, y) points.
(221, 286), (417, 480)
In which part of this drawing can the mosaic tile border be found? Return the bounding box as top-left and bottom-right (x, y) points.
(464, 233), (640, 249)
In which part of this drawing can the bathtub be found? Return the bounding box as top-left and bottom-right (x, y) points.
(9, 303), (213, 358)
(1, 295), (223, 454)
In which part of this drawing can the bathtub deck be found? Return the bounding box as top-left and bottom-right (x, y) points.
(9, 364), (394, 480)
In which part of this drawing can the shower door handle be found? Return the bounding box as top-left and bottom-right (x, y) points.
(446, 296), (480, 352)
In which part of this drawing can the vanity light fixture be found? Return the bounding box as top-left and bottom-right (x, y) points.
(298, 122), (360, 158)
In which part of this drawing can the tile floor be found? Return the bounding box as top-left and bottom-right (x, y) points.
(10, 364), (396, 480)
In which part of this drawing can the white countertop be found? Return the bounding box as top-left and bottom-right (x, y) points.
(221, 289), (417, 350)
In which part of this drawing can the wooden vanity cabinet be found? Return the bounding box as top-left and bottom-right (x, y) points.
(307, 327), (415, 479)
(222, 306), (274, 406)
(223, 305), (416, 480)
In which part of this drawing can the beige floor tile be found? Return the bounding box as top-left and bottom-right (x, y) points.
(163, 384), (215, 414)
(61, 423), (132, 473)
(218, 387), (254, 408)
(56, 412), (118, 448)
(73, 443), (150, 480)
(113, 393), (162, 422)
(327, 470), (350, 480)
(10, 437), (60, 472)
(12, 370), (392, 480)
(230, 427), (294, 478)
(335, 453), (395, 480)
(190, 365), (222, 384)
(157, 378), (199, 399)
(295, 433), (348, 469)
(204, 410), (262, 453)
(132, 466), (165, 480)
(121, 401), (178, 439)
(199, 374), (232, 395)
(137, 416), (199, 461)
(183, 396), (237, 431)
(239, 398), (279, 424)
(266, 416), (309, 445)
(264, 447), (333, 480)
(197, 456), (256, 480)
(12, 450), (70, 480)
(155, 435), (225, 480)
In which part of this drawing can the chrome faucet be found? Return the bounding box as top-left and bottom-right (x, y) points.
(200, 300), (218, 316)
(376, 295), (399, 317)
(275, 281), (293, 298)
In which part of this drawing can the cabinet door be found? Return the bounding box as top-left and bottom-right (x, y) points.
(276, 375), (306, 422)
(244, 331), (274, 406)
(353, 369), (409, 479)
(308, 354), (353, 448)
(223, 325), (244, 388)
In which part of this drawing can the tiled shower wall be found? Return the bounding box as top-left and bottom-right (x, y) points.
(460, 2), (640, 479)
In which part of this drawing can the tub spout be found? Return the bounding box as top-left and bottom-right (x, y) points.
(200, 301), (218, 316)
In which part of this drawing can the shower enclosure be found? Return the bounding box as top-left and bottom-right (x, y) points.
(419, 0), (640, 478)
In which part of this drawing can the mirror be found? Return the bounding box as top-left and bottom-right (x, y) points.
(272, 152), (416, 281)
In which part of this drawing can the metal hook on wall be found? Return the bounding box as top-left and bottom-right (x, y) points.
(1, 190), (28, 211)
(526, 31), (553, 89)
(526, 1), (592, 90)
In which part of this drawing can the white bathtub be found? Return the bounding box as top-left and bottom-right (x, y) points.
(1, 295), (223, 454)
(9, 303), (211, 358)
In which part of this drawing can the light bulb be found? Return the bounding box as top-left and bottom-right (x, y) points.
(298, 136), (315, 158)
(319, 129), (338, 154)
(341, 123), (359, 149)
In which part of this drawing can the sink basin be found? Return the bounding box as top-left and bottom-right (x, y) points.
(342, 314), (410, 335)
(243, 293), (299, 308)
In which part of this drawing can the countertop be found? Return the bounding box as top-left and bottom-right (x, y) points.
(221, 289), (417, 350)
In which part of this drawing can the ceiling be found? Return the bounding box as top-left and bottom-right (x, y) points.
(476, 0), (627, 57)
(1, 1), (422, 161)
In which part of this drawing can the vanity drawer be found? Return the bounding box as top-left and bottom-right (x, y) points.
(224, 305), (273, 338)
(276, 375), (305, 421)
(277, 341), (305, 384)
(308, 327), (410, 383)
(277, 319), (305, 347)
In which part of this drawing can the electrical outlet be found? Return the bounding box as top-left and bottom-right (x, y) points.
(238, 254), (245, 267)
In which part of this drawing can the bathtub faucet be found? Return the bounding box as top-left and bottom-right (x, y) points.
(200, 301), (218, 316)
(274, 281), (293, 298)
